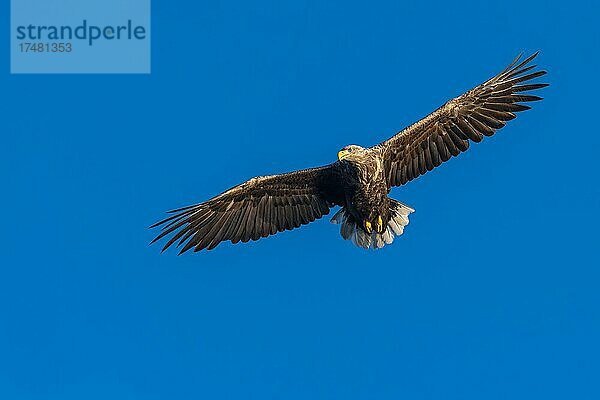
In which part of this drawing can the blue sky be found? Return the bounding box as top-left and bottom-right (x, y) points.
(2, 0), (599, 399)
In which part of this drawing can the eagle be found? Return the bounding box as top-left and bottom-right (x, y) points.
(151, 52), (547, 253)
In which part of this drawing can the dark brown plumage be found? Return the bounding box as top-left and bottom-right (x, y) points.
(150, 167), (345, 253)
(151, 52), (547, 253)
(378, 51), (547, 187)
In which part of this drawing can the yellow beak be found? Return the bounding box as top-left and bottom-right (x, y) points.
(338, 150), (349, 160)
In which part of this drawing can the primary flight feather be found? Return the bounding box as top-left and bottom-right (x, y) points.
(151, 52), (547, 253)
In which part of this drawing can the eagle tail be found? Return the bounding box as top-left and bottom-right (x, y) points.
(330, 199), (414, 249)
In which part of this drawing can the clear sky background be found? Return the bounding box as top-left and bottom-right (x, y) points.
(2, 1), (599, 399)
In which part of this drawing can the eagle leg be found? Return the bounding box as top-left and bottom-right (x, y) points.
(364, 220), (372, 234)
(376, 215), (383, 233)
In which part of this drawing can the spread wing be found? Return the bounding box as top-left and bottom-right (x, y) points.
(378, 52), (548, 187)
(150, 165), (343, 253)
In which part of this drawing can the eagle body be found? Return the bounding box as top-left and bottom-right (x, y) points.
(151, 52), (547, 253)
(337, 148), (391, 227)
(327, 146), (413, 249)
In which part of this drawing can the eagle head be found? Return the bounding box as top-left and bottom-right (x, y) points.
(337, 144), (366, 161)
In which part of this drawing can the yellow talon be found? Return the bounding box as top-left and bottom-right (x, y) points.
(364, 220), (372, 233)
(376, 215), (383, 233)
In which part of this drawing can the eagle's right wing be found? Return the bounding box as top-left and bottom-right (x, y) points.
(150, 165), (344, 253)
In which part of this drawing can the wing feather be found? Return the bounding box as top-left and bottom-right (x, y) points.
(151, 165), (343, 253)
(378, 52), (547, 187)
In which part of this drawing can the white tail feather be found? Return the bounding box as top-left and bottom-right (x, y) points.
(330, 200), (414, 249)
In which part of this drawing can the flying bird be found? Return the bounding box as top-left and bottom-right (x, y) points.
(151, 52), (547, 253)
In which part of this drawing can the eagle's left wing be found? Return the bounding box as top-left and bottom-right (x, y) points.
(377, 52), (548, 188)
